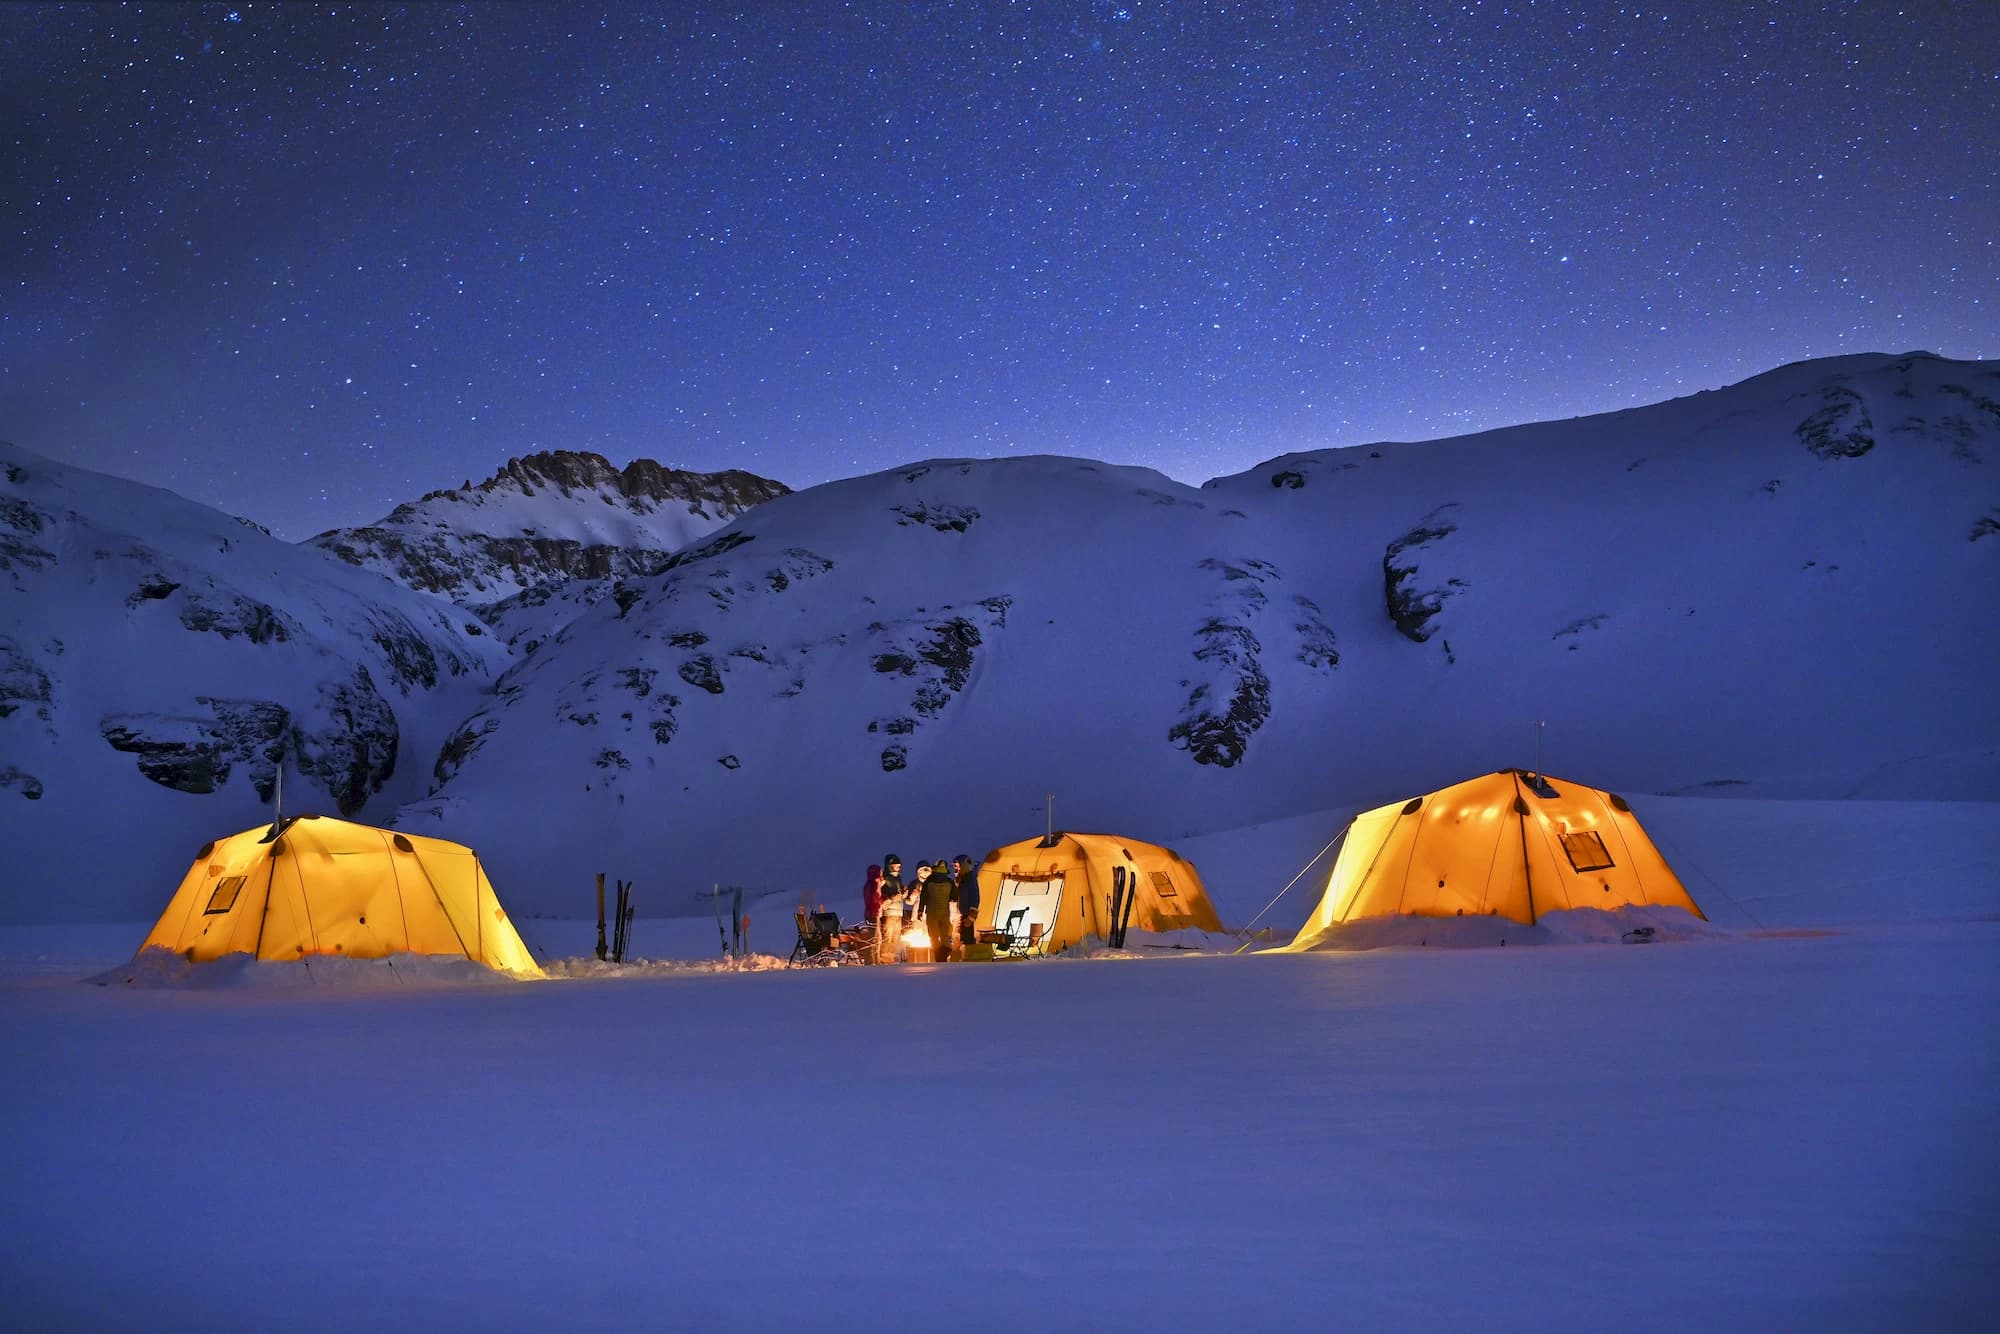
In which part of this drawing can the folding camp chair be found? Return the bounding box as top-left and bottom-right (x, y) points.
(978, 906), (1025, 952)
(979, 907), (1043, 958)
(790, 909), (870, 966)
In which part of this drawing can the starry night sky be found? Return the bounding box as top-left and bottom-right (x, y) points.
(4, 2), (1996, 540)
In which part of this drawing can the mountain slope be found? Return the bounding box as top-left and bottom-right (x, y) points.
(309, 451), (788, 648)
(399, 352), (2000, 913)
(0, 443), (509, 921)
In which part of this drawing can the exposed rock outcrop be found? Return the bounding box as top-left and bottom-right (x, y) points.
(99, 673), (399, 815)
(0, 635), (53, 725)
(1383, 505), (1467, 643)
(1796, 385), (1875, 460)
(1170, 557), (1281, 768)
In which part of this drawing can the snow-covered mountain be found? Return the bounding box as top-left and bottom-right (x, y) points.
(309, 451), (788, 649)
(5, 351), (1995, 922)
(0, 442), (509, 921)
(399, 352), (2000, 915)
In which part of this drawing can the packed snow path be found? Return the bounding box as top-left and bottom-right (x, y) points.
(4, 924), (1995, 1330)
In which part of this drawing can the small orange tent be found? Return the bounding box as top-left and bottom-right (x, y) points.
(137, 814), (543, 977)
(1282, 769), (1702, 950)
(974, 832), (1222, 955)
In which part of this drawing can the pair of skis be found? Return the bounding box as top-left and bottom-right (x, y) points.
(595, 873), (635, 962)
(613, 880), (635, 962)
(1107, 867), (1140, 948)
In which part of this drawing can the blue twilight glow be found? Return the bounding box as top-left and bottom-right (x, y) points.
(2, 1), (1995, 537)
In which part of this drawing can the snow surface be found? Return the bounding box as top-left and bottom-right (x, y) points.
(3, 795), (1995, 1330)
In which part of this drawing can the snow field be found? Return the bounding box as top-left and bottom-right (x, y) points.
(2, 921), (1995, 1330)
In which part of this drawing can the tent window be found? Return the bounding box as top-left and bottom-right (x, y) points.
(1149, 871), (1178, 898)
(204, 876), (247, 914)
(1558, 831), (1614, 873)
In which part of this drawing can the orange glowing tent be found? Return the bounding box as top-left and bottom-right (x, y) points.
(1282, 770), (1703, 950)
(973, 832), (1222, 955)
(136, 814), (543, 977)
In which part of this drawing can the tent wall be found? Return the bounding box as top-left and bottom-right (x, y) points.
(137, 816), (542, 977)
(975, 833), (1220, 953)
(1284, 771), (1703, 947)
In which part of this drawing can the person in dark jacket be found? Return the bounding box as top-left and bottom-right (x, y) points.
(918, 859), (956, 961)
(951, 854), (980, 948)
(898, 856), (919, 933)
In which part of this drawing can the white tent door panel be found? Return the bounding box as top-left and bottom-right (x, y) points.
(994, 874), (1065, 946)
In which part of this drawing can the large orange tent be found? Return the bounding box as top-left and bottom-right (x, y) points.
(974, 832), (1222, 955)
(1282, 769), (1703, 951)
(137, 814), (544, 977)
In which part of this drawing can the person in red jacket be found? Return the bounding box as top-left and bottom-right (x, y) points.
(861, 863), (884, 961)
(860, 860), (884, 924)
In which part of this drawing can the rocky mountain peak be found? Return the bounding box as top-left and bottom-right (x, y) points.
(415, 450), (790, 517)
(311, 450), (792, 630)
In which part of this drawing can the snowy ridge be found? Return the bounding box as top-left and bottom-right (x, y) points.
(0, 441), (508, 922)
(3, 351), (1997, 925)
(405, 352), (2000, 913)
(308, 449), (788, 646)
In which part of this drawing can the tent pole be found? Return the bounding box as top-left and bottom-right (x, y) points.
(405, 847), (474, 959)
(1341, 810), (1410, 927)
(250, 844), (282, 960)
(1513, 772), (1537, 926)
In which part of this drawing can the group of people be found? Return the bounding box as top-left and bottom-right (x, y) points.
(861, 853), (981, 963)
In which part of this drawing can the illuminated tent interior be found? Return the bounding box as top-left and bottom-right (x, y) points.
(1281, 770), (1704, 951)
(137, 815), (544, 977)
(974, 832), (1223, 954)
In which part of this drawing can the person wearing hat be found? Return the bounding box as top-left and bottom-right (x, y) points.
(876, 854), (906, 964)
(918, 859), (956, 962)
(951, 854), (981, 949)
